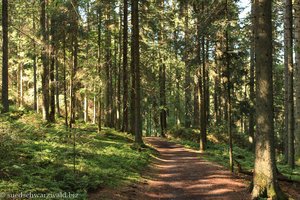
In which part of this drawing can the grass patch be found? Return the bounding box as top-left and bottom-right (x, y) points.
(0, 111), (153, 199)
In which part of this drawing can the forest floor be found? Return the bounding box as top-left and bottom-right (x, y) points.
(89, 137), (252, 200)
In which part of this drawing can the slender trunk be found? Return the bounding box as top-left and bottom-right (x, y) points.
(97, 9), (102, 132)
(20, 62), (24, 107)
(159, 0), (167, 137)
(225, 0), (233, 172)
(93, 86), (96, 124)
(130, 4), (136, 135)
(183, 2), (191, 128)
(214, 32), (222, 125)
(200, 34), (207, 152)
(249, 0), (255, 150)
(49, 26), (56, 122)
(105, 3), (113, 128)
(63, 35), (68, 128)
(33, 6), (37, 112)
(1, 0), (9, 112)
(49, 11), (56, 122)
(193, 74), (200, 127)
(117, 9), (122, 130)
(132, 0), (143, 144)
(205, 40), (210, 126)
(69, 0), (78, 129)
(174, 30), (181, 126)
(284, 0), (295, 168)
(122, 0), (129, 132)
(40, 0), (50, 121)
(199, 2), (207, 152)
(55, 57), (60, 116)
(295, 0), (300, 161)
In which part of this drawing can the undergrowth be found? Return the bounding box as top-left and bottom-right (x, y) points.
(0, 111), (152, 200)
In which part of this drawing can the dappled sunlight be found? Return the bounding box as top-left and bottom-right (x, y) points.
(140, 138), (251, 199)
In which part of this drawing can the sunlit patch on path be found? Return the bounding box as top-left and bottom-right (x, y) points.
(139, 137), (251, 200)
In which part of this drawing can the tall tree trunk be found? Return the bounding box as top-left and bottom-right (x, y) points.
(1, 0), (8, 112)
(69, 0), (78, 129)
(49, 16), (56, 122)
(249, 0), (255, 150)
(183, 2), (191, 128)
(193, 74), (200, 128)
(251, 0), (286, 198)
(130, 6), (136, 134)
(173, 30), (181, 126)
(97, 9), (102, 132)
(284, 0), (295, 168)
(200, 35), (207, 152)
(105, 3), (113, 128)
(225, 0), (233, 172)
(33, 5), (38, 112)
(20, 62), (24, 107)
(122, 0), (129, 132)
(294, 0), (300, 161)
(63, 34), (68, 128)
(132, 0), (143, 144)
(195, 4), (205, 152)
(40, 0), (50, 121)
(84, 3), (90, 124)
(205, 40), (210, 126)
(55, 56), (60, 117)
(159, 0), (167, 137)
(117, 9), (122, 130)
(214, 32), (223, 125)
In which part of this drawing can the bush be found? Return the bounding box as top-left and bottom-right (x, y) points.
(166, 126), (199, 143)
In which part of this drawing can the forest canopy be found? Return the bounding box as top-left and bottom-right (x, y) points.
(1, 0), (300, 199)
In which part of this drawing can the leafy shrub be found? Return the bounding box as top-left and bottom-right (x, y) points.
(166, 126), (199, 143)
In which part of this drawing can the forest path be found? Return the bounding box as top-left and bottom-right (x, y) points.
(137, 137), (251, 200)
(89, 137), (251, 200)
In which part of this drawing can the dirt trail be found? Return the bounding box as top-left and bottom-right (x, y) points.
(139, 137), (251, 200)
(89, 137), (251, 200)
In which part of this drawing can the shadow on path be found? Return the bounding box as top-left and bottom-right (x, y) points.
(139, 137), (251, 200)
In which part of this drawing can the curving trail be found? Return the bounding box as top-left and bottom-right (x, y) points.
(89, 137), (251, 200)
(139, 137), (251, 200)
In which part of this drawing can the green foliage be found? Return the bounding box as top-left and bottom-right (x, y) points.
(166, 126), (199, 143)
(0, 112), (153, 199)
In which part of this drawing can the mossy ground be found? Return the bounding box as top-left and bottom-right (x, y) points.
(0, 110), (153, 200)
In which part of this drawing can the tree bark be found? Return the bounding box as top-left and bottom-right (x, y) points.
(284, 0), (295, 168)
(249, 0), (255, 150)
(63, 34), (68, 128)
(294, 0), (300, 161)
(132, 0), (143, 144)
(49, 15), (56, 122)
(105, 3), (113, 128)
(225, 0), (233, 173)
(122, 0), (129, 132)
(69, 0), (78, 129)
(251, 0), (286, 198)
(183, 2), (192, 128)
(40, 0), (50, 121)
(33, 5), (38, 112)
(2, 0), (9, 112)
(55, 56), (60, 117)
(158, 0), (167, 137)
(97, 8), (102, 132)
